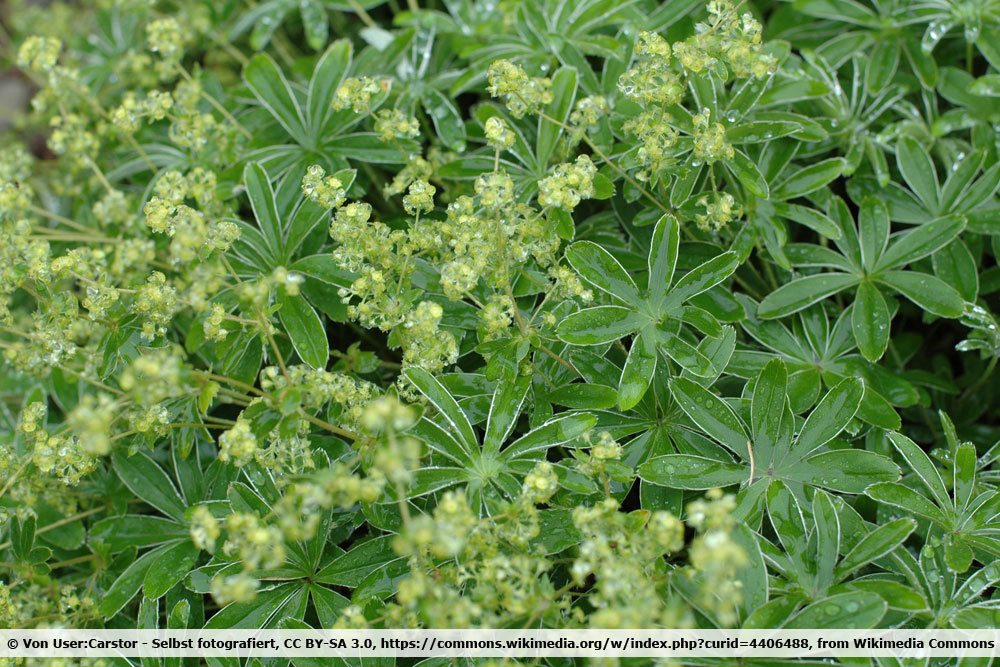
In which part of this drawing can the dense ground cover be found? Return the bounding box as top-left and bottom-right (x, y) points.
(1, 0), (999, 654)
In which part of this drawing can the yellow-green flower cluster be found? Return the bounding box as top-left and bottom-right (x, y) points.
(674, 1), (777, 78)
(111, 90), (173, 134)
(402, 179), (436, 215)
(618, 32), (684, 106)
(568, 96), (608, 145)
(537, 155), (597, 211)
(359, 393), (417, 434)
(222, 512), (287, 571)
(259, 364), (379, 428)
(696, 192), (741, 231)
(385, 156), (434, 197)
(119, 347), (186, 405)
(332, 77), (386, 112)
(623, 108), (679, 181)
(301, 164), (347, 209)
(142, 168), (237, 266)
(374, 109), (420, 142)
(66, 394), (117, 456)
(686, 489), (747, 625)
(522, 461), (559, 504)
(131, 271), (179, 340)
(203, 303), (229, 341)
(399, 300), (458, 372)
(571, 498), (689, 627)
(211, 573), (259, 606)
(484, 116), (516, 151)
(475, 172), (515, 210)
(487, 60), (553, 118)
(217, 417), (258, 467)
(16, 36), (61, 73)
(146, 17), (185, 75)
(48, 114), (99, 166)
(190, 504), (221, 553)
(692, 108), (735, 164)
(20, 402), (98, 486)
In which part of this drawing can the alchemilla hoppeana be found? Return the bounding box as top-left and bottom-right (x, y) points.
(1, 0), (999, 645)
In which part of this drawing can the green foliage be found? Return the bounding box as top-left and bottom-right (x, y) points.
(2, 0), (1000, 650)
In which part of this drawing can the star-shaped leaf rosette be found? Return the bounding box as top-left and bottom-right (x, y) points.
(555, 214), (740, 409)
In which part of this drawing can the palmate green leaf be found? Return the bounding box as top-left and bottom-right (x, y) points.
(865, 40), (900, 91)
(425, 88), (467, 152)
(751, 358), (792, 461)
(783, 591), (887, 628)
(547, 383), (618, 409)
(787, 375), (863, 459)
(658, 330), (716, 377)
(9, 514), (34, 562)
(757, 273), (859, 318)
(556, 306), (644, 345)
(771, 157), (845, 200)
(142, 540), (199, 600)
(934, 239), (979, 302)
(792, 0), (879, 26)
(858, 198), (890, 272)
(564, 241), (640, 303)
(244, 162), (284, 255)
(502, 413), (596, 461)
(90, 515), (188, 552)
(954, 442), (977, 511)
(314, 535), (402, 587)
(837, 519), (914, 578)
(205, 583), (308, 629)
(784, 450), (900, 493)
(876, 214), (967, 272)
(728, 148), (769, 198)
(876, 271), (965, 317)
(648, 214), (680, 295)
(661, 251), (741, 311)
(774, 203), (842, 239)
(865, 483), (950, 525)
(100, 542), (175, 619)
(886, 431), (951, 507)
(668, 377), (749, 457)
(307, 41), (352, 141)
(639, 454), (746, 489)
(244, 53), (310, 148)
(111, 451), (187, 522)
(659, 359), (897, 501)
(276, 292), (328, 369)
(618, 332), (657, 410)
(12, 0), (1000, 640)
(766, 481), (808, 559)
(812, 490), (840, 593)
(537, 67), (578, 167)
(896, 136), (939, 210)
(404, 367), (478, 457)
(482, 372), (531, 456)
(851, 281), (890, 362)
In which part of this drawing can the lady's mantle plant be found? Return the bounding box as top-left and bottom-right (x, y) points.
(1, 0), (999, 640)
